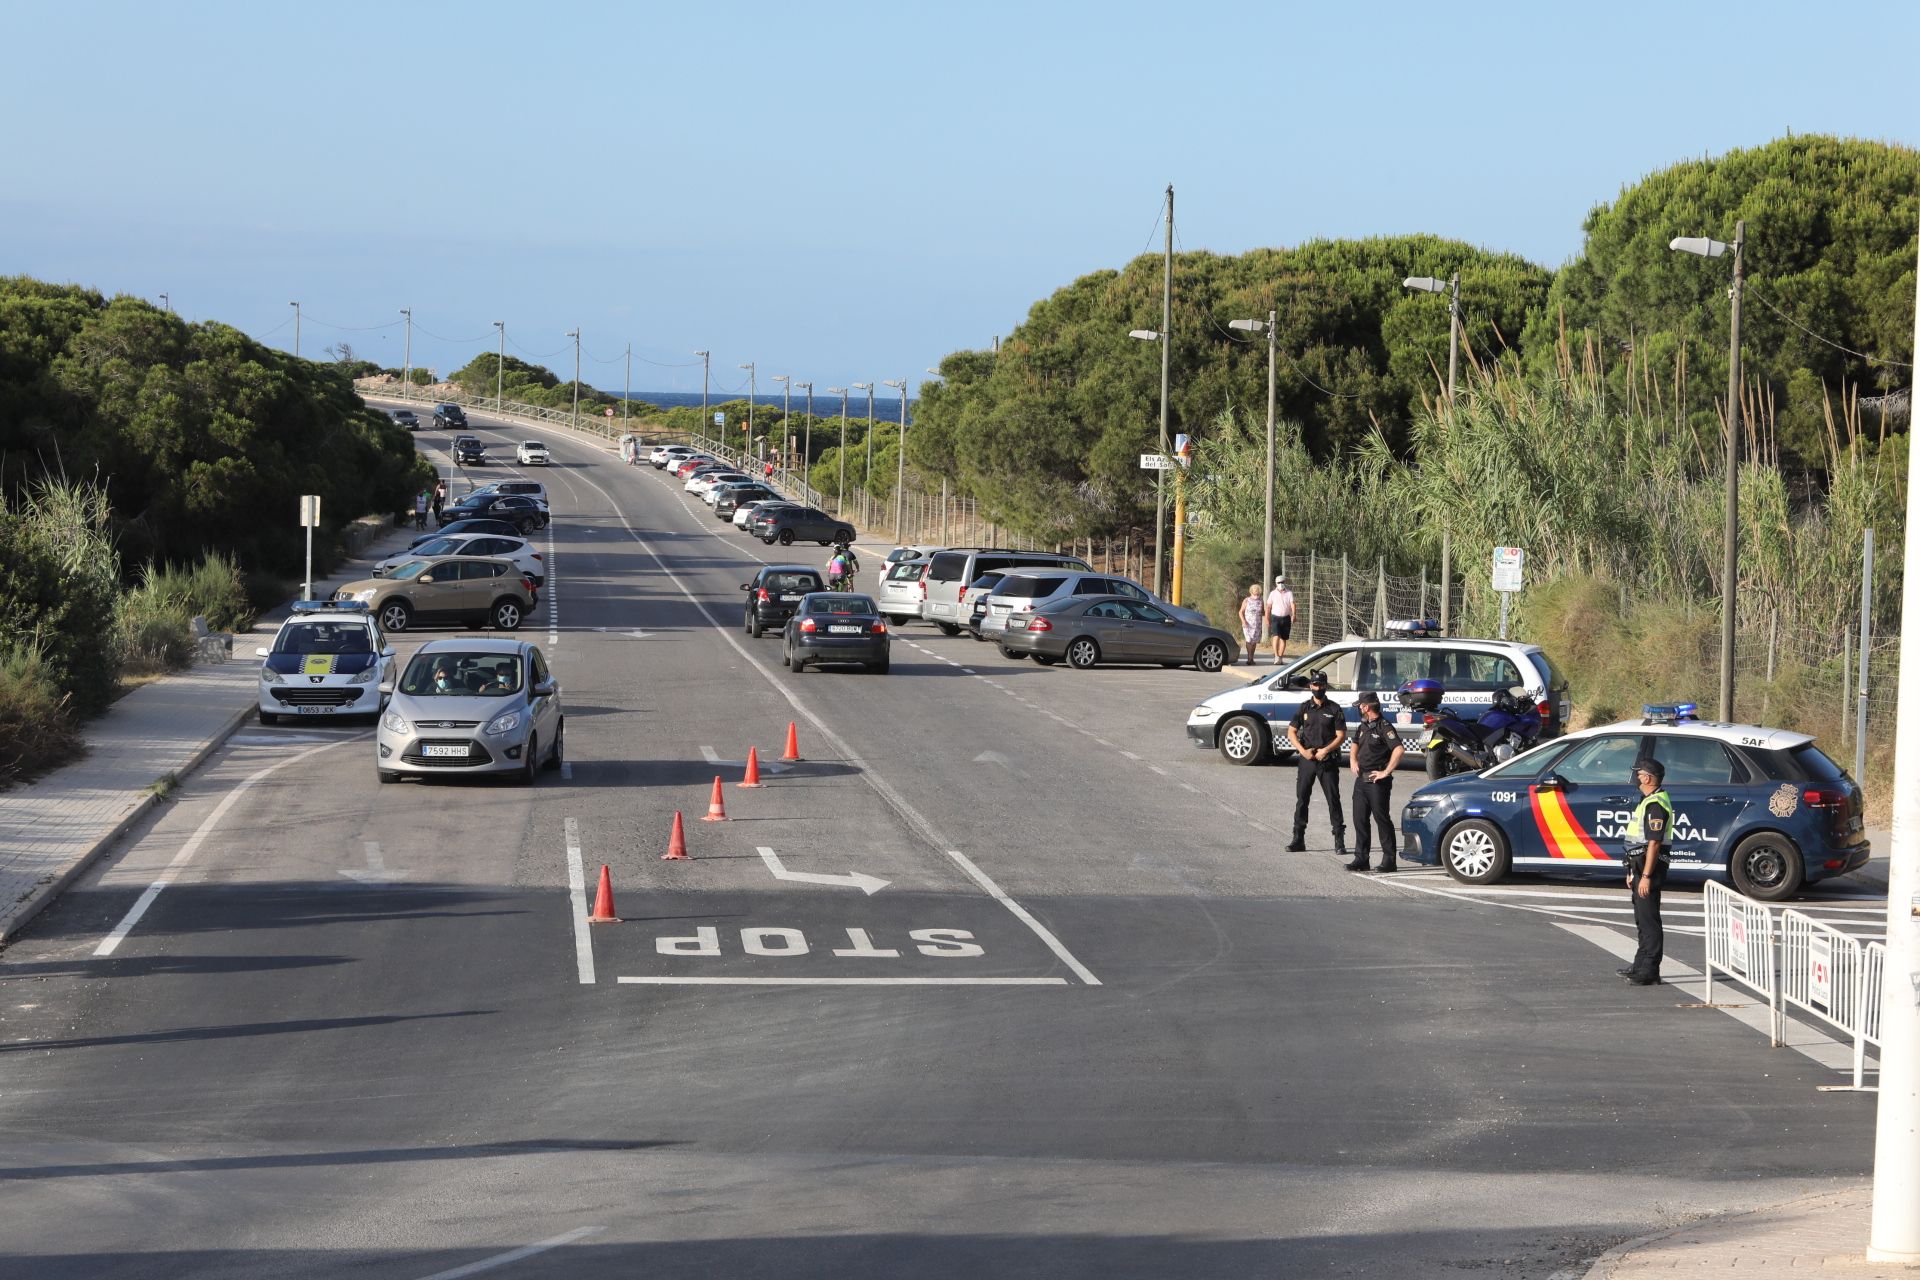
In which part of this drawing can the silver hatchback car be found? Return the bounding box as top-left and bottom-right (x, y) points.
(376, 637), (563, 784)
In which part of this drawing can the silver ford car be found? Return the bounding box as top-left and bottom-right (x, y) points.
(376, 637), (564, 784)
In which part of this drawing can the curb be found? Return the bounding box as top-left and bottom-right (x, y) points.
(1576, 1184), (1868, 1278)
(0, 697), (253, 947)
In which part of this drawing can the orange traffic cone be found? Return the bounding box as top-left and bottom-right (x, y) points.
(739, 746), (764, 788)
(662, 810), (689, 860)
(782, 720), (801, 762)
(701, 775), (729, 822)
(587, 864), (621, 923)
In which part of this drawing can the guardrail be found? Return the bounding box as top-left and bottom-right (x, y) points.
(1703, 880), (1781, 1043)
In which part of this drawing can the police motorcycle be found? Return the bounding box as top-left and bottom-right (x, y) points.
(1400, 676), (1548, 781)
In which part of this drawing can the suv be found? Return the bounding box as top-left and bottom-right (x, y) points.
(333, 557), (539, 633)
(434, 404), (468, 429)
(1185, 633), (1567, 766)
(453, 435), (486, 465)
(713, 483), (780, 519)
(758, 507), (855, 547)
(390, 408), (420, 430)
(471, 479), (549, 513)
(921, 548), (1091, 635)
(652, 444), (699, 468)
(254, 600), (394, 725)
(984, 569), (1205, 646)
(439, 493), (547, 533)
(743, 564), (827, 637)
(516, 440), (549, 465)
(377, 637), (562, 785)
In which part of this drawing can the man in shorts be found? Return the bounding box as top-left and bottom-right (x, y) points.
(1268, 573), (1296, 664)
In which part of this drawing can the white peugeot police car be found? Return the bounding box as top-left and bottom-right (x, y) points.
(254, 601), (395, 725)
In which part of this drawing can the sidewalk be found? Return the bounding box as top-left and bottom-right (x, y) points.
(0, 520), (423, 945)
(1584, 1183), (1920, 1275)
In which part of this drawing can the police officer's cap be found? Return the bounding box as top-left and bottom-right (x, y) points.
(1306, 668), (1329, 687)
(1633, 757), (1665, 782)
(1355, 690), (1381, 707)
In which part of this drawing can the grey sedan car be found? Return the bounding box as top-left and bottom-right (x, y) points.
(376, 637), (563, 784)
(1010, 595), (1235, 672)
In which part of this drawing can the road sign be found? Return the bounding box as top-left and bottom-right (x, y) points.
(298, 495), (321, 528)
(1139, 453), (1172, 470)
(713, 412), (725, 426)
(1492, 546), (1526, 593)
(604, 407), (614, 418)
(1174, 433), (1193, 466)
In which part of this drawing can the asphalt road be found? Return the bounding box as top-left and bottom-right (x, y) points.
(0, 410), (1880, 1278)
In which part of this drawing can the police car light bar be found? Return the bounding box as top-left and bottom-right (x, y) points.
(1384, 618), (1443, 638)
(292, 600), (371, 614)
(1642, 702), (1700, 725)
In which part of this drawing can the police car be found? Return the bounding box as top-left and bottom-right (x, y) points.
(1399, 703), (1869, 901)
(254, 601), (395, 725)
(1184, 624), (1566, 765)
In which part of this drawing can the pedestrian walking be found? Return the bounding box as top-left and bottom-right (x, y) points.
(431, 481), (446, 521)
(1268, 573), (1295, 664)
(1238, 583), (1265, 666)
(413, 489), (429, 530)
(1285, 669), (1347, 855)
(1345, 692), (1404, 872)
(1618, 757), (1674, 985)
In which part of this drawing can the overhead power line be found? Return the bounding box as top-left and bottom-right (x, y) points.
(1747, 288), (1912, 369)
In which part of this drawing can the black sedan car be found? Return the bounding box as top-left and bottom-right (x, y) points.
(453, 435), (486, 465)
(391, 408), (420, 430)
(743, 565), (826, 638)
(758, 506), (856, 547)
(1009, 594), (1235, 671)
(439, 493), (546, 533)
(783, 593), (889, 673)
(407, 517), (521, 549)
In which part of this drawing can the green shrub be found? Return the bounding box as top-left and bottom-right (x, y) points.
(118, 588), (194, 676)
(127, 552), (255, 633)
(0, 482), (124, 715)
(0, 639), (82, 788)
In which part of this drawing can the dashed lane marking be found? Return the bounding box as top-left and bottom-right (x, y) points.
(562, 817), (595, 984)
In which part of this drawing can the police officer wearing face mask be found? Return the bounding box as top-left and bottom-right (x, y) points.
(1285, 669), (1347, 855)
(1345, 691), (1404, 872)
(1618, 757), (1674, 986)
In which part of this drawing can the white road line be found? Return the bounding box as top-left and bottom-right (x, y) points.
(1120, 750), (1141, 760)
(1249, 822), (1272, 833)
(413, 1225), (605, 1280)
(1180, 782), (1201, 794)
(93, 735), (364, 957)
(699, 745), (720, 763)
(1147, 764), (1169, 776)
(565, 464), (1103, 986)
(563, 817), (596, 985)
(945, 849), (1101, 985)
(617, 976), (1071, 986)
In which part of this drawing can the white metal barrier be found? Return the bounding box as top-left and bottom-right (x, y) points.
(1703, 879), (1782, 1045)
(1779, 908), (1877, 1087)
(1857, 941), (1887, 1088)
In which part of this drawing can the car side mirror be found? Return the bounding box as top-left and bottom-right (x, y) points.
(1284, 675), (1308, 690)
(382, 647), (396, 658)
(254, 646), (269, 658)
(533, 679), (558, 698)
(1537, 773), (1565, 792)
(419, 575), (434, 583)
(741, 583), (752, 591)
(378, 681), (394, 696)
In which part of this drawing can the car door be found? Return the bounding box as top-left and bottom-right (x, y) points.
(1525, 733), (1648, 874)
(1645, 735), (1750, 874)
(1120, 600), (1184, 661)
(527, 648), (559, 745)
(410, 561), (463, 622)
(1077, 601), (1133, 655)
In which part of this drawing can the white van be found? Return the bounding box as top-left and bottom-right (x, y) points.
(921, 548), (1091, 634)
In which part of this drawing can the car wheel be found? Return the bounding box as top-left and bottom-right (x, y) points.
(997, 645), (1027, 660)
(835, 528), (854, 543)
(748, 614), (763, 639)
(778, 530), (795, 545)
(1066, 637), (1100, 670)
(1194, 640), (1229, 672)
(787, 650), (806, 675)
(934, 622), (960, 636)
(519, 734), (539, 785)
(1441, 819), (1511, 885)
(1426, 749), (1454, 782)
(377, 769), (399, 784)
(1218, 715), (1269, 766)
(870, 659), (890, 674)
(886, 615), (910, 626)
(379, 600), (412, 632)
(1032, 654), (1060, 666)
(491, 599), (524, 630)
(762, 535), (777, 545)
(1729, 832), (1804, 901)
(258, 709), (279, 726)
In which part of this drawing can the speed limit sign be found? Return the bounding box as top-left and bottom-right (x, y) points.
(604, 407), (614, 418)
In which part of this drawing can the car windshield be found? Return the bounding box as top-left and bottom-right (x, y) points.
(522, 441), (541, 450)
(388, 561), (430, 581)
(400, 651), (523, 697)
(410, 538), (462, 557)
(273, 621), (372, 654)
(766, 572), (822, 593)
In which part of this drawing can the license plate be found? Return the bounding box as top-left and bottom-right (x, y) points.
(828, 625), (862, 634)
(782, 594), (802, 601)
(423, 743), (468, 758)
(296, 705), (334, 715)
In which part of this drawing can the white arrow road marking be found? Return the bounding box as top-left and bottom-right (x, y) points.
(972, 750), (1011, 767)
(757, 846), (889, 896)
(590, 625), (655, 639)
(340, 840), (410, 884)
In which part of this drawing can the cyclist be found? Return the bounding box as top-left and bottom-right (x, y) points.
(826, 541), (860, 591)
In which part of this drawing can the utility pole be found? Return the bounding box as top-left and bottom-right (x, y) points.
(694, 350), (710, 449)
(567, 329), (581, 429)
(862, 382), (876, 483)
(883, 378), (909, 543)
(623, 343), (631, 425)
(289, 300), (301, 358)
(740, 362), (756, 456)
(1229, 310), (1278, 592)
(797, 381), (813, 494)
(772, 375), (791, 477)
(1867, 221), (1920, 1264)
(1156, 184), (1173, 596)
(827, 387), (849, 509)
(1444, 272), (1459, 634)
(493, 322), (505, 412)
(1720, 221), (1745, 723)
(400, 308), (412, 402)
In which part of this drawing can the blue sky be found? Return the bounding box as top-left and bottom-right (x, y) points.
(2, 0), (1911, 396)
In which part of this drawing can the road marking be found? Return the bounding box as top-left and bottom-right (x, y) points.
(1120, 751), (1141, 760)
(94, 735), (364, 957)
(413, 1225), (605, 1280)
(340, 840), (410, 885)
(757, 846), (889, 895)
(1180, 782), (1201, 794)
(617, 976), (1070, 986)
(563, 818), (596, 985)
(1147, 764), (1169, 776)
(699, 745), (720, 763)
(944, 850), (1100, 986)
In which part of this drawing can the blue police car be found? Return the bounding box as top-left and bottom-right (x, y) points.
(1399, 704), (1869, 901)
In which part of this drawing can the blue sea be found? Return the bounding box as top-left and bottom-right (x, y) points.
(620, 389), (912, 425)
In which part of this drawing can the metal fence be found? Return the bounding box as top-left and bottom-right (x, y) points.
(1703, 880), (1781, 1042)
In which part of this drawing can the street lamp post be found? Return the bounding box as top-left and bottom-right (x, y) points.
(740, 362), (756, 461)
(772, 375), (791, 479)
(693, 350), (710, 449)
(1669, 222), (1745, 721)
(1228, 311), (1278, 593)
(567, 329), (581, 430)
(289, 301), (301, 359)
(796, 382), (813, 497)
(158, 292), (170, 313)
(883, 378), (908, 543)
(492, 322), (505, 413)
(400, 308), (413, 403)
(1404, 272), (1461, 633)
(826, 387), (849, 511)
(851, 383), (872, 522)
(623, 343), (632, 426)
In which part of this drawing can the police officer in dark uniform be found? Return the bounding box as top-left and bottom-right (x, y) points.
(1618, 757), (1674, 985)
(1345, 691), (1404, 872)
(1285, 669), (1347, 855)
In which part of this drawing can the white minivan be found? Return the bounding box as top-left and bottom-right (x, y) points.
(921, 548), (1090, 635)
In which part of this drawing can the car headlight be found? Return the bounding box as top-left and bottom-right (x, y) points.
(484, 710), (523, 737)
(261, 670), (283, 685)
(1190, 705), (1217, 719)
(349, 665), (378, 684)
(381, 709), (410, 734)
(352, 588), (379, 602)
(1402, 802), (1434, 821)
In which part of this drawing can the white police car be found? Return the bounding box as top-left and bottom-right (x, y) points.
(1399, 703), (1870, 901)
(254, 601), (395, 725)
(1184, 625), (1566, 765)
